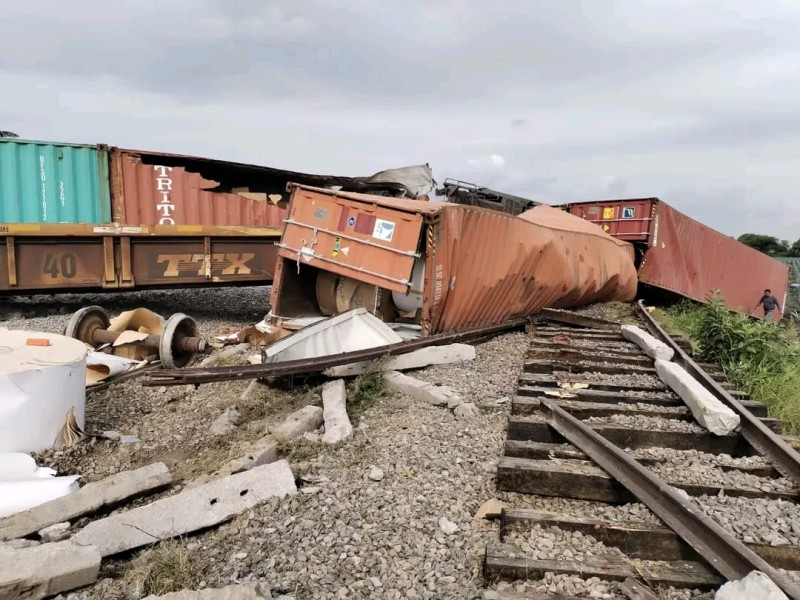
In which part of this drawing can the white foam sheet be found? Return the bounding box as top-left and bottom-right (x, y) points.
(0, 453), (80, 519)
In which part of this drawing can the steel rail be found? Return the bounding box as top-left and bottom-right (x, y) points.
(635, 299), (800, 485)
(143, 318), (527, 386)
(538, 398), (800, 598)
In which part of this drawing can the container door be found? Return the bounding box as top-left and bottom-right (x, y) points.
(569, 200), (655, 243)
(278, 188), (423, 293)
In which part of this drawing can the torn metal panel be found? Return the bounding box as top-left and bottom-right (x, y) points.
(437, 178), (539, 216)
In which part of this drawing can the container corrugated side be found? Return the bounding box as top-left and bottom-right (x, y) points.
(566, 198), (656, 242)
(270, 185), (638, 335)
(638, 201), (789, 317)
(0, 139), (111, 224)
(112, 150), (287, 227)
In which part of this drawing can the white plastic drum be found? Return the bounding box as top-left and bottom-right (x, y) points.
(392, 257), (426, 314)
(0, 330), (87, 453)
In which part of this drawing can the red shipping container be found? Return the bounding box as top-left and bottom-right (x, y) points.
(566, 198), (789, 317)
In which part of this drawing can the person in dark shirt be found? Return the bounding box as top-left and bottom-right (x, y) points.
(756, 289), (781, 321)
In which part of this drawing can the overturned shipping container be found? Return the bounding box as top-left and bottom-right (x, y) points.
(268, 185), (638, 335)
(564, 198), (789, 317)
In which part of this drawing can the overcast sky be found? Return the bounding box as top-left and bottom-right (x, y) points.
(2, 1), (799, 240)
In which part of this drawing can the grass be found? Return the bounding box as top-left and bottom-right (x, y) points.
(124, 540), (200, 597)
(654, 296), (800, 433)
(345, 359), (391, 422)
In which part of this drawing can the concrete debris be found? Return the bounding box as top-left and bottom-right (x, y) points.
(715, 571), (788, 599)
(621, 324), (675, 361)
(383, 371), (462, 409)
(453, 402), (479, 420)
(325, 343), (476, 377)
(210, 407), (241, 436)
(321, 380), (353, 444)
(655, 359), (741, 435)
(37, 521), (70, 543)
(474, 499), (504, 520)
(0, 462), (172, 541)
(143, 582), (270, 599)
(273, 406), (324, 442)
(0, 540), (101, 599)
(219, 438), (278, 476)
(438, 517), (460, 535)
(71, 460), (297, 557)
(369, 467), (385, 481)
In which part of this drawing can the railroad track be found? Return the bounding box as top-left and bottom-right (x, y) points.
(483, 304), (800, 599)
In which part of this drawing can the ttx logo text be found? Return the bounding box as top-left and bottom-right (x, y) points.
(156, 253), (256, 277)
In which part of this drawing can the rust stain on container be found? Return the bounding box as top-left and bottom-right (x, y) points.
(270, 185), (638, 335)
(566, 198), (790, 317)
(112, 150), (287, 228)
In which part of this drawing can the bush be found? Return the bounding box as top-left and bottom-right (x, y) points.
(657, 296), (800, 433)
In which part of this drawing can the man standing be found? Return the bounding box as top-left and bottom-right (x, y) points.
(756, 289), (781, 321)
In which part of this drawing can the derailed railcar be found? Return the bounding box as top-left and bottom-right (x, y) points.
(268, 185), (638, 335)
(0, 138), (428, 293)
(563, 198), (789, 317)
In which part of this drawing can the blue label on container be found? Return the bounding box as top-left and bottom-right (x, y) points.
(622, 207), (635, 219)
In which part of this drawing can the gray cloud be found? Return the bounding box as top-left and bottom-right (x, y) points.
(2, 0), (800, 240)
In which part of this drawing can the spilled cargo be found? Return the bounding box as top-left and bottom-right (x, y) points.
(268, 185), (638, 335)
(564, 198), (789, 317)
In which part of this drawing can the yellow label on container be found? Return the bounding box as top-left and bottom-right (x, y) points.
(602, 208), (614, 219)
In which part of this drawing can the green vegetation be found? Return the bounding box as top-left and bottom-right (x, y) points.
(125, 541), (199, 597)
(655, 297), (800, 434)
(346, 360), (391, 421)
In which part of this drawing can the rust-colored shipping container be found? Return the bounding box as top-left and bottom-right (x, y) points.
(269, 185), (638, 335)
(565, 198), (789, 317)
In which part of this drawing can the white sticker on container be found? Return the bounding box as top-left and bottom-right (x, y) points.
(372, 219), (395, 242)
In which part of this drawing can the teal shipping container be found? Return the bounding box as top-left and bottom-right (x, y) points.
(0, 139), (111, 224)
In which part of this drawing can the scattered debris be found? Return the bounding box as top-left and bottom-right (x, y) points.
(369, 466), (385, 481)
(86, 352), (142, 386)
(209, 407), (241, 436)
(454, 402), (479, 420)
(715, 571), (788, 599)
(142, 583), (271, 599)
(199, 343), (249, 368)
(474, 499), (504, 520)
(325, 343), (476, 377)
(383, 371), (462, 408)
(0, 540), (101, 600)
(0, 453), (80, 520)
(219, 438), (279, 476)
(655, 359), (741, 435)
(71, 460), (297, 557)
(0, 330), (87, 453)
(321, 380), (353, 444)
(621, 324), (675, 361)
(0, 462), (171, 540)
(272, 406), (324, 442)
(438, 517), (460, 535)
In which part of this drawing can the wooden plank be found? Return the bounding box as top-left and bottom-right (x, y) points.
(496, 456), (798, 502)
(517, 387), (681, 407)
(620, 577), (660, 600)
(504, 439), (779, 478)
(533, 330), (624, 342)
(524, 360), (657, 376)
(501, 509), (800, 571)
(530, 340), (644, 357)
(512, 396), (781, 433)
(518, 373), (666, 392)
(512, 396), (692, 420)
(528, 348), (653, 368)
(484, 543), (723, 589)
(507, 416), (757, 456)
(537, 308), (621, 331)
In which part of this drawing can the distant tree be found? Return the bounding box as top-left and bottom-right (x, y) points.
(788, 240), (800, 258)
(0, 131), (19, 138)
(737, 233), (789, 256)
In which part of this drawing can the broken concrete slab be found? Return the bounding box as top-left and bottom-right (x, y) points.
(0, 540), (101, 599)
(273, 405), (323, 442)
(621, 325), (675, 361)
(37, 522), (70, 543)
(143, 582), (269, 599)
(219, 437), (279, 476)
(383, 371), (462, 408)
(210, 407), (241, 436)
(474, 499), (504, 520)
(0, 462), (172, 541)
(715, 571), (788, 600)
(321, 379), (353, 444)
(71, 460), (296, 557)
(655, 359), (740, 436)
(325, 343), (476, 377)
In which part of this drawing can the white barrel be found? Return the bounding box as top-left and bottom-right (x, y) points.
(392, 257), (426, 313)
(0, 330), (87, 453)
